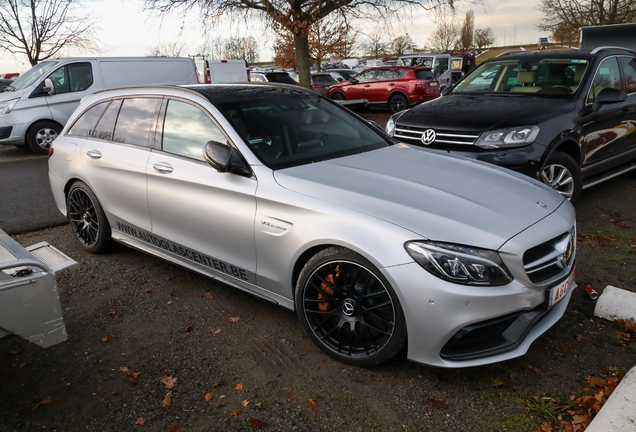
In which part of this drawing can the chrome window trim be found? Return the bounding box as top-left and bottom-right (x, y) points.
(584, 54), (626, 105)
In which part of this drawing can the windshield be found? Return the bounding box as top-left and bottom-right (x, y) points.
(398, 56), (434, 68)
(215, 89), (390, 169)
(6, 61), (57, 91)
(451, 58), (589, 96)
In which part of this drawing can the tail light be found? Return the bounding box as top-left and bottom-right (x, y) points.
(48, 144), (54, 158)
(311, 84), (323, 88)
(409, 79), (438, 87)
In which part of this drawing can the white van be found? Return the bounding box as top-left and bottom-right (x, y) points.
(0, 57), (198, 154)
(194, 59), (249, 84)
(398, 53), (453, 90)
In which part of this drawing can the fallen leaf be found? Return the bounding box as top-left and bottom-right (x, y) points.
(227, 316), (241, 323)
(493, 381), (504, 387)
(529, 365), (542, 375)
(127, 372), (141, 385)
(182, 323), (193, 332)
(267, 311), (276, 315)
(161, 391), (173, 408)
(214, 328), (222, 334)
(250, 418), (269, 428)
(616, 221), (630, 229)
(231, 409), (242, 416)
(167, 301), (172, 305)
(307, 398), (318, 408)
(101, 335), (113, 343)
(32, 398), (53, 411)
(161, 376), (178, 389)
(587, 376), (608, 388)
(218, 401), (228, 407)
(241, 399), (249, 407)
(214, 380), (228, 387)
(424, 398), (448, 409)
(287, 386), (294, 391)
(145, 288), (152, 293)
(576, 335), (584, 341)
(135, 417), (146, 426)
(120, 366), (129, 372)
(167, 424), (181, 431)
(205, 393), (214, 402)
(8, 350), (19, 355)
(108, 310), (116, 315)
(236, 383), (243, 390)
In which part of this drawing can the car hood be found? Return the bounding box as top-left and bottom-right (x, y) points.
(0, 88), (25, 101)
(396, 94), (577, 131)
(274, 145), (565, 250)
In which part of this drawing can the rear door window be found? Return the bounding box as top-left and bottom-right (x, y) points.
(112, 98), (162, 146)
(67, 101), (110, 137)
(92, 99), (122, 141)
(619, 56), (636, 94)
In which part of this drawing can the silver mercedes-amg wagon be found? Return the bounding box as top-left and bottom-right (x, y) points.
(49, 84), (577, 368)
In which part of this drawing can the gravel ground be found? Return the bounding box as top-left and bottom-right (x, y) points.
(1, 108), (635, 432)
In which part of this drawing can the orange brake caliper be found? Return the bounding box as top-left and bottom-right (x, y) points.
(317, 268), (340, 311)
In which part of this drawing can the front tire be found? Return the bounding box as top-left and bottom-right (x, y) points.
(67, 181), (112, 253)
(330, 92), (346, 101)
(539, 151), (582, 205)
(295, 247), (407, 367)
(26, 120), (61, 155)
(388, 93), (408, 113)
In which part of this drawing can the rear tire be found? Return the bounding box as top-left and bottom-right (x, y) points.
(26, 120), (61, 155)
(388, 93), (408, 113)
(538, 151), (582, 205)
(67, 181), (112, 253)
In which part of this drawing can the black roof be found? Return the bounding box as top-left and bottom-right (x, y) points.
(183, 83), (315, 104)
(490, 47), (635, 62)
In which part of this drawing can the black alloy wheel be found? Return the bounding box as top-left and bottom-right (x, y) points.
(389, 93), (408, 113)
(330, 92), (346, 101)
(67, 181), (112, 253)
(296, 247), (407, 367)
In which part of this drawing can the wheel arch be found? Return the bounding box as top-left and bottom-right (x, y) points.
(26, 118), (64, 137)
(542, 134), (582, 168)
(291, 243), (340, 298)
(388, 90), (409, 102)
(329, 90), (346, 100)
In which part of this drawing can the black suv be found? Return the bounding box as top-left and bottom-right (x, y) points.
(386, 48), (636, 204)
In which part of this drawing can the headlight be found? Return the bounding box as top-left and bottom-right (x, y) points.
(0, 98), (19, 116)
(405, 241), (513, 286)
(475, 125), (540, 149)
(386, 117), (395, 137)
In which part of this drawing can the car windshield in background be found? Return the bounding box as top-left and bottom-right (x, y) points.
(452, 58), (590, 96)
(213, 89), (390, 169)
(265, 72), (297, 84)
(5, 61), (57, 91)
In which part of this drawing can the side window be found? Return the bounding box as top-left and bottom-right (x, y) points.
(374, 69), (393, 81)
(434, 58), (449, 77)
(112, 98), (161, 146)
(48, 66), (70, 94)
(47, 63), (93, 95)
(619, 57), (636, 94)
(355, 70), (375, 83)
(67, 101), (109, 137)
(588, 57), (623, 103)
(162, 100), (227, 162)
(92, 99), (122, 141)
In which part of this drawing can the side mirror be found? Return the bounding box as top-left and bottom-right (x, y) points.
(593, 87), (627, 110)
(43, 78), (55, 95)
(337, 77), (344, 82)
(349, 78), (359, 84)
(203, 141), (251, 178)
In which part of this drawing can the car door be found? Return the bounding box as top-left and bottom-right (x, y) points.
(617, 56), (636, 155)
(578, 57), (631, 169)
(80, 97), (159, 233)
(145, 98), (258, 285)
(366, 68), (398, 102)
(345, 69), (375, 99)
(45, 62), (95, 125)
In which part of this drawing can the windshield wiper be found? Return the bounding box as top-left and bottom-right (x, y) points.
(4, 85), (16, 92)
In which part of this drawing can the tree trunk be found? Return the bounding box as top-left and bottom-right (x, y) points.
(294, 32), (311, 88)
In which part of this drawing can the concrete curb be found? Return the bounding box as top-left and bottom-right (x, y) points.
(586, 366), (636, 431)
(594, 285), (636, 321)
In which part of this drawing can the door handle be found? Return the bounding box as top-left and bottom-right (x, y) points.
(86, 150), (102, 159)
(153, 163), (174, 174)
(388, 83), (396, 86)
(364, 84), (371, 87)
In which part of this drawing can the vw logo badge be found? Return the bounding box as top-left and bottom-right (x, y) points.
(421, 129), (436, 145)
(342, 299), (355, 316)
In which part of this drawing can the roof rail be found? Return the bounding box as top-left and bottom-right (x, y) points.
(590, 46), (636, 55)
(495, 50), (529, 58)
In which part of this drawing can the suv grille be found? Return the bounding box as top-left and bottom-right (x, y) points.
(394, 126), (481, 146)
(523, 229), (576, 284)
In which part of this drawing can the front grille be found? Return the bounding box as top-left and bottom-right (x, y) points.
(394, 125), (481, 146)
(523, 229), (576, 284)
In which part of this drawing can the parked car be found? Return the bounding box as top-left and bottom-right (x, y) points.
(398, 53), (453, 90)
(308, 73), (339, 96)
(386, 47), (636, 204)
(49, 83), (576, 368)
(328, 69), (357, 82)
(194, 59), (249, 83)
(0, 57), (198, 154)
(250, 71), (298, 85)
(327, 66), (440, 113)
(0, 79), (13, 92)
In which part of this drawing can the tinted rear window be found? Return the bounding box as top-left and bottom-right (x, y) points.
(414, 70), (435, 80)
(113, 98), (161, 146)
(67, 101), (109, 137)
(312, 75), (338, 85)
(266, 73), (297, 84)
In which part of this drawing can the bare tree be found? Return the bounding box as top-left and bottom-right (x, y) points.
(390, 34), (414, 56)
(146, 0), (465, 88)
(0, 0), (99, 66)
(537, 0), (636, 33)
(459, 9), (474, 50)
(473, 27), (495, 50)
(429, 20), (460, 53)
(148, 41), (187, 57)
(359, 31), (389, 59)
(224, 36), (260, 63)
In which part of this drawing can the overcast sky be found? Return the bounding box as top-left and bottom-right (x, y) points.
(0, 0), (548, 74)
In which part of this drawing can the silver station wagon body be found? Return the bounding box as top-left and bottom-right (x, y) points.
(49, 84), (577, 368)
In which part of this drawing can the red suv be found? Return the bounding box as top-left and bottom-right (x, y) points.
(326, 66), (440, 113)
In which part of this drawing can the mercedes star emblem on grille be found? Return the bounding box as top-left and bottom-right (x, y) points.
(421, 129), (436, 145)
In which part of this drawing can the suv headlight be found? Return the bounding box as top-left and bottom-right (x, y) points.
(386, 117), (395, 137)
(0, 98), (19, 116)
(475, 125), (540, 149)
(405, 241), (513, 286)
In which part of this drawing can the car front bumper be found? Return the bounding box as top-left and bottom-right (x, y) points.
(0, 117), (28, 146)
(382, 199), (576, 368)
